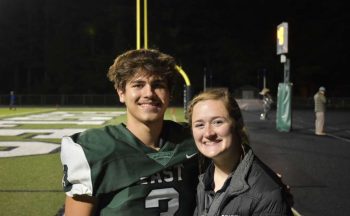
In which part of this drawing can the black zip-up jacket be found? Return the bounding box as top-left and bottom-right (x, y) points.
(194, 145), (293, 216)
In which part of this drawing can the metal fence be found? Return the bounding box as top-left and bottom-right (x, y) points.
(0, 94), (121, 107)
(1, 94), (350, 109)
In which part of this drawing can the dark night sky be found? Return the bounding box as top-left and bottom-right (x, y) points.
(0, 0), (349, 98)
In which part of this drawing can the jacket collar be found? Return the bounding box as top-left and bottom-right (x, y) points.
(226, 144), (254, 195)
(198, 144), (254, 195)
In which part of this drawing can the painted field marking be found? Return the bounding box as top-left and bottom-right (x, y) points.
(0, 141), (60, 157)
(0, 111), (125, 157)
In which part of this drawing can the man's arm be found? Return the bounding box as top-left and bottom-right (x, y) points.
(65, 195), (96, 216)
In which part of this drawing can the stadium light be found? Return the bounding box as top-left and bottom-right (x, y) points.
(277, 22), (288, 55)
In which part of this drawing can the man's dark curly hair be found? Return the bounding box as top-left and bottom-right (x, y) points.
(107, 49), (177, 91)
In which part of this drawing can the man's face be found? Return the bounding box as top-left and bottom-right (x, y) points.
(117, 71), (170, 125)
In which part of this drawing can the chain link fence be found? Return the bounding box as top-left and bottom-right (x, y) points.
(1, 94), (350, 109)
(0, 94), (120, 107)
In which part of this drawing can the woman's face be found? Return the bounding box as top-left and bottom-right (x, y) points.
(191, 99), (239, 161)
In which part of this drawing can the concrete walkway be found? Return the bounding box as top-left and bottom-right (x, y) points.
(243, 109), (350, 216)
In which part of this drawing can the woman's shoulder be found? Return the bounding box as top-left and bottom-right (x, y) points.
(248, 157), (288, 193)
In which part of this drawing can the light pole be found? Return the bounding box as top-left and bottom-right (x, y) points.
(276, 22), (293, 132)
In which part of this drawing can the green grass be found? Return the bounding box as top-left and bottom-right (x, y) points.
(0, 107), (56, 119)
(0, 106), (186, 215)
(0, 153), (64, 216)
(0, 153), (62, 190)
(0, 192), (64, 216)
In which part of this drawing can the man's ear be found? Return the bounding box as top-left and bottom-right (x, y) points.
(117, 88), (125, 103)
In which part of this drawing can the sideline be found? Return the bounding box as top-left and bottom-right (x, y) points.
(296, 116), (350, 143)
(292, 207), (302, 216)
(307, 129), (350, 143)
(325, 133), (350, 143)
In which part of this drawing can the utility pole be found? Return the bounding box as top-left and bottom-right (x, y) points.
(203, 67), (207, 91)
(276, 22), (293, 132)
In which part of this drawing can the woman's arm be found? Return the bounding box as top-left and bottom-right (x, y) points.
(65, 195), (97, 216)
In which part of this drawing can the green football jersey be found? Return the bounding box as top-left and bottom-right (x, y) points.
(61, 120), (199, 216)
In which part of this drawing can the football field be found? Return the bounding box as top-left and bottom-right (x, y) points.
(0, 107), (185, 216)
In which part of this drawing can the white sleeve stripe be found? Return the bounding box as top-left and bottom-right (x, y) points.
(61, 136), (93, 197)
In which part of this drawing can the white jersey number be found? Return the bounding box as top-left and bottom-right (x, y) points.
(145, 188), (179, 215)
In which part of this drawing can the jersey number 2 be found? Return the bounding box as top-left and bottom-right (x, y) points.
(145, 188), (179, 215)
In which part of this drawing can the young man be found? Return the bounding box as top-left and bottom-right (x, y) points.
(60, 49), (199, 215)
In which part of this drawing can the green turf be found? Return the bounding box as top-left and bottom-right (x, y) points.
(0, 153), (65, 216)
(0, 106), (187, 215)
(0, 107), (56, 119)
(0, 153), (62, 190)
(0, 192), (64, 216)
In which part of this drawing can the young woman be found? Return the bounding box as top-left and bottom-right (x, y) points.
(187, 88), (293, 216)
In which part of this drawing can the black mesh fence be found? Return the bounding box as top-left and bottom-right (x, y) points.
(1, 94), (350, 109)
(0, 94), (121, 107)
